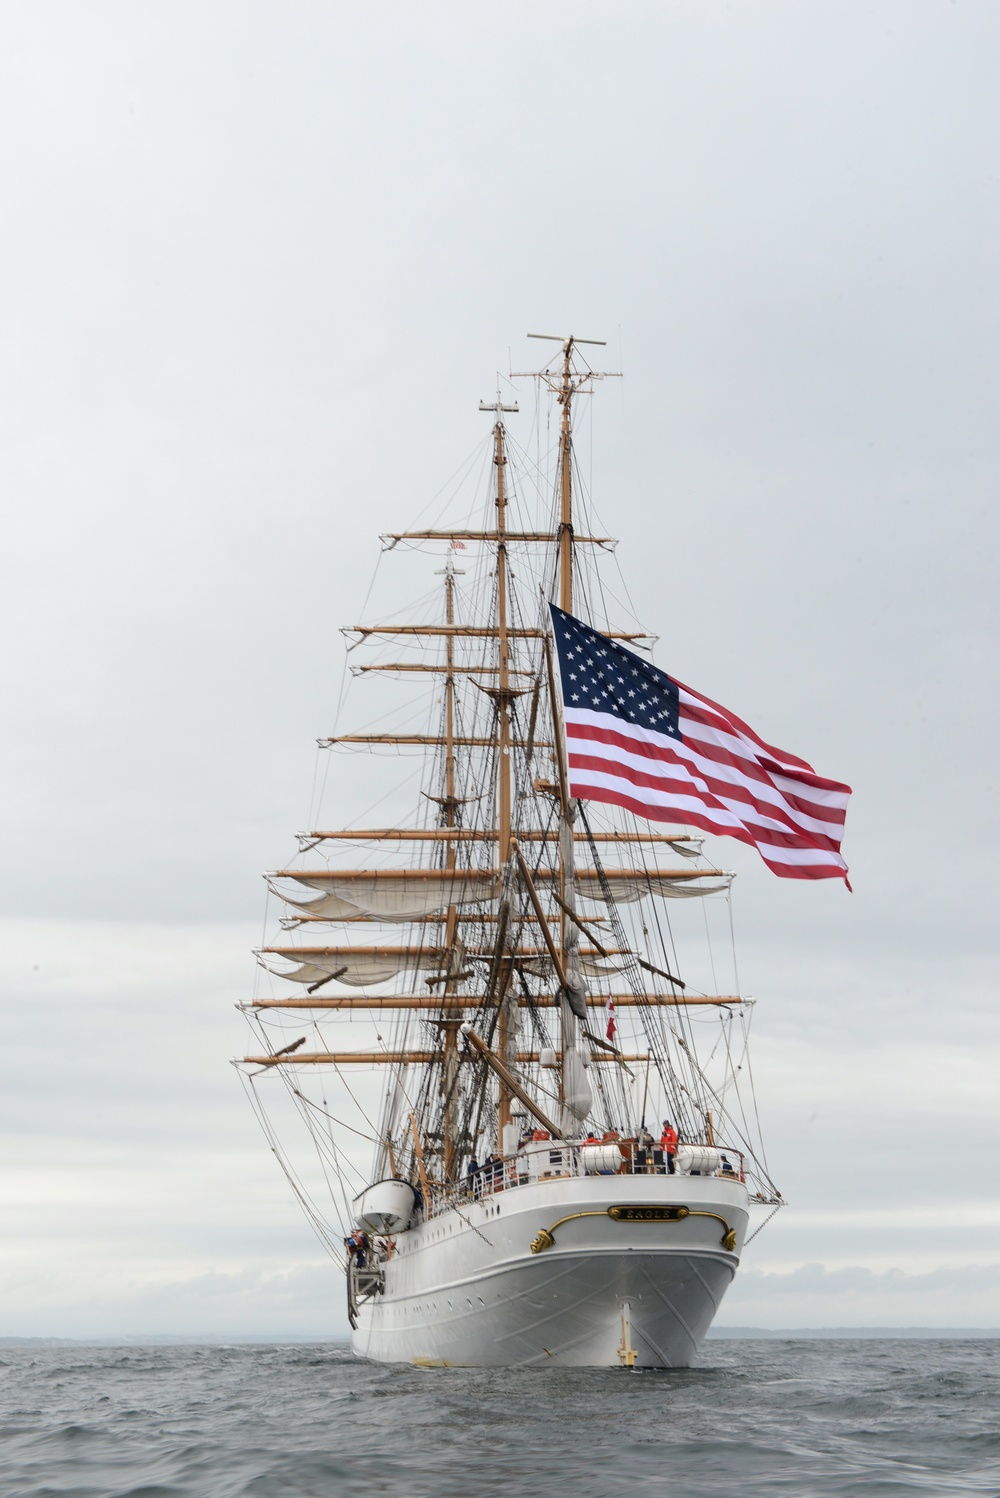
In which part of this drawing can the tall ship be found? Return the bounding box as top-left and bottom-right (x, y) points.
(238, 335), (850, 1368)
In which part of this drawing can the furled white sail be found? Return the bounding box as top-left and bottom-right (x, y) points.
(260, 945), (622, 988)
(560, 1048), (593, 1129)
(271, 867), (730, 922)
(271, 872), (497, 922)
(260, 949), (447, 986)
(575, 873), (731, 903)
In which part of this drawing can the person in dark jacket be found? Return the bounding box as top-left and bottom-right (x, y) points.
(346, 1230), (367, 1268)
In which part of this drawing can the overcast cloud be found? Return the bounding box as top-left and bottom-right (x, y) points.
(1, 1), (998, 1337)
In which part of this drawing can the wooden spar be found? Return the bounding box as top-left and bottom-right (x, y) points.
(344, 625), (649, 641)
(439, 1019), (461, 1179)
(323, 735), (553, 747)
(250, 994), (744, 1010)
(512, 844), (569, 992)
(549, 889), (687, 989)
(304, 829), (698, 843)
(381, 530), (615, 545)
(543, 634), (571, 820)
(460, 1028), (563, 1137)
(640, 1054), (652, 1130)
(284, 912), (547, 925)
(269, 867), (723, 881)
(354, 663), (535, 675)
(524, 671), (541, 761)
(409, 1111), (430, 1201)
(243, 1049), (654, 1067)
(550, 890), (613, 961)
(260, 945), (631, 959)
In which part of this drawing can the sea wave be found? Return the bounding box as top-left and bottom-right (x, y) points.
(0, 1339), (998, 1497)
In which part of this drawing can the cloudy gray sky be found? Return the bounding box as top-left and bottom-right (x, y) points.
(1, 1), (998, 1336)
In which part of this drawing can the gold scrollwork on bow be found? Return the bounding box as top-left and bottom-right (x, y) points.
(529, 1204), (737, 1254)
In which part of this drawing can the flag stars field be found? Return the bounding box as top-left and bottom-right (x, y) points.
(550, 604), (852, 885)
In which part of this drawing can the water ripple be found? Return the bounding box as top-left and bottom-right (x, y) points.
(0, 1339), (997, 1497)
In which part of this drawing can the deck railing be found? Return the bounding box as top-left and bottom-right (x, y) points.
(422, 1138), (745, 1219)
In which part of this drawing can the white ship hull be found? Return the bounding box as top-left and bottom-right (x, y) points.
(352, 1173), (749, 1368)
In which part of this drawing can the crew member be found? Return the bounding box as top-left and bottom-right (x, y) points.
(660, 1119), (678, 1175)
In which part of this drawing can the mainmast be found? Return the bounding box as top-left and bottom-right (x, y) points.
(520, 332), (615, 613)
(478, 396), (519, 862)
(436, 550), (463, 1180)
(480, 393), (519, 1149)
(518, 335), (616, 1127)
(557, 337), (576, 613)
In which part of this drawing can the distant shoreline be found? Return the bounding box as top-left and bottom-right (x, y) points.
(2, 1328), (1000, 1346)
(706, 1326), (1000, 1339)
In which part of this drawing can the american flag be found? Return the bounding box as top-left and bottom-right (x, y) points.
(549, 605), (852, 885)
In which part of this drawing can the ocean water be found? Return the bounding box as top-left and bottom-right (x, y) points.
(1, 1339), (998, 1497)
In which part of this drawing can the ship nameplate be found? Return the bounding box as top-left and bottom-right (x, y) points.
(608, 1205), (690, 1223)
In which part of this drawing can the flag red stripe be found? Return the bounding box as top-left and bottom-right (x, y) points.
(570, 762), (849, 865)
(573, 783), (848, 880)
(565, 715), (848, 841)
(567, 730), (846, 839)
(675, 680), (815, 775)
(679, 712), (851, 803)
(566, 713), (849, 806)
(567, 747), (846, 856)
(565, 749), (850, 856)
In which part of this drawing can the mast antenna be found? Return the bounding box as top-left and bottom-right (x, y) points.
(511, 335), (621, 613)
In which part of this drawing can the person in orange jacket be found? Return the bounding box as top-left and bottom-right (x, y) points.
(660, 1120), (678, 1175)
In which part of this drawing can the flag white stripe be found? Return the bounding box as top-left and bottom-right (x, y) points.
(571, 770), (847, 871)
(677, 686), (812, 777)
(567, 707), (847, 809)
(677, 711), (849, 809)
(565, 707), (847, 834)
(568, 746), (844, 844)
(568, 732), (845, 842)
(571, 766), (847, 867)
